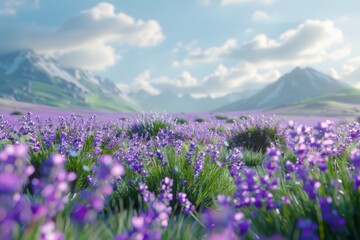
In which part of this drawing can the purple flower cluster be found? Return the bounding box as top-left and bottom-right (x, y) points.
(40, 220), (65, 240)
(115, 200), (171, 240)
(194, 150), (205, 177)
(118, 178), (175, 239)
(32, 154), (76, 220)
(297, 218), (319, 240)
(318, 197), (346, 232)
(156, 149), (168, 166)
(0, 144), (34, 239)
(0, 115), (16, 142)
(185, 141), (196, 165)
(177, 192), (195, 214)
(286, 121), (339, 199)
(120, 144), (148, 175)
(139, 182), (155, 203)
(18, 112), (41, 152)
(350, 149), (360, 191)
(202, 195), (251, 239)
(72, 155), (124, 223)
(158, 177), (173, 205)
(264, 147), (282, 176)
(287, 120), (339, 163)
(227, 147), (244, 177)
(206, 144), (221, 163)
(233, 147), (280, 210)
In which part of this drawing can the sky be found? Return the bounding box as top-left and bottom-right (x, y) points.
(1, 0), (360, 97)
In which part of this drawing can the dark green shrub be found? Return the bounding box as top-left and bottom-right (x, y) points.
(227, 116), (285, 153)
(175, 118), (188, 125)
(209, 126), (225, 134)
(127, 113), (175, 138)
(215, 114), (228, 120)
(239, 115), (249, 120)
(10, 110), (24, 116)
(195, 118), (206, 123)
(228, 126), (284, 153)
(226, 118), (237, 124)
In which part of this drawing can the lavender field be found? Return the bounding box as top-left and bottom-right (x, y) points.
(1, 1), (360, 239)
(1, 111), (360, 240)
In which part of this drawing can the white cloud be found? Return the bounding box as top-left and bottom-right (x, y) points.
(123, 63), (280, 97)
(124, 70), (161, 95)
(342, 56), (360, 76)
(172, 61), (180, 67)
(327, 68), (340, 79)
(198, 0), (211, 5)
(252, 11), (271, 21)
(343, 68), (360, 88)
(186, 39), (237, 63)
(153, 71), (198, 88)
(197, 63), (280, 97)
(56, 45), (120, 71)
(0, 8), (15, 15)
(341, 56), (360, 88)
(0, 2), (165, 70)
(199, 0), (274, 6)
(329, 47), (351, 60)
(244, 28), (253, 34)
(221, 0), (273, 5)
(171, 40), (198, 66)
(0, 0), (23, 15)
(185, 20), (347, 68)
(0, 0), (38, 15)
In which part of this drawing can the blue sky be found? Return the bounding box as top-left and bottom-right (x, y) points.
(1, 0), (360, 97)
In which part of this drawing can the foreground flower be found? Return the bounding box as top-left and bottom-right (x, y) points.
(0, 144), (34, 239)
(115, 200), (171, 240)
(203, 195), (251, 239)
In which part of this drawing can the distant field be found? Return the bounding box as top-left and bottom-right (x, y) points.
(1, 98), (356, 126)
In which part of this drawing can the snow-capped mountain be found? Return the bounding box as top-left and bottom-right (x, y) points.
(0, 50), (140, 111)
(217, 67), (351, 112)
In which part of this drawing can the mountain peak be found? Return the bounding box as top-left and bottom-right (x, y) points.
(21, 49), (38, 57)
(292, 66), (303, 72)
(3, 49), (50, 62)
(290, 66), (316, 74)
(284, 66), (347, 87)
(218, 67), (351, 112)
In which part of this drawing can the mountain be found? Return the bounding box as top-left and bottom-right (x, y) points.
(217, 67), (351, 112)
(269, 88), (360, 118)
(0, 50), (140, 111)
(129, 89), (258, 113)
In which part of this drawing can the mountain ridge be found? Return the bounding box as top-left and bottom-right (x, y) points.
(0, 50), (140, 112)
(0, 50), (356, 113)
(216, 67), (351, 112)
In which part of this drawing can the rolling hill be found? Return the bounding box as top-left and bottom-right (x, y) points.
(269, 88), (360, 118)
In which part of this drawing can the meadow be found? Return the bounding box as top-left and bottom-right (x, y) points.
(0, 111), (360, 240)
